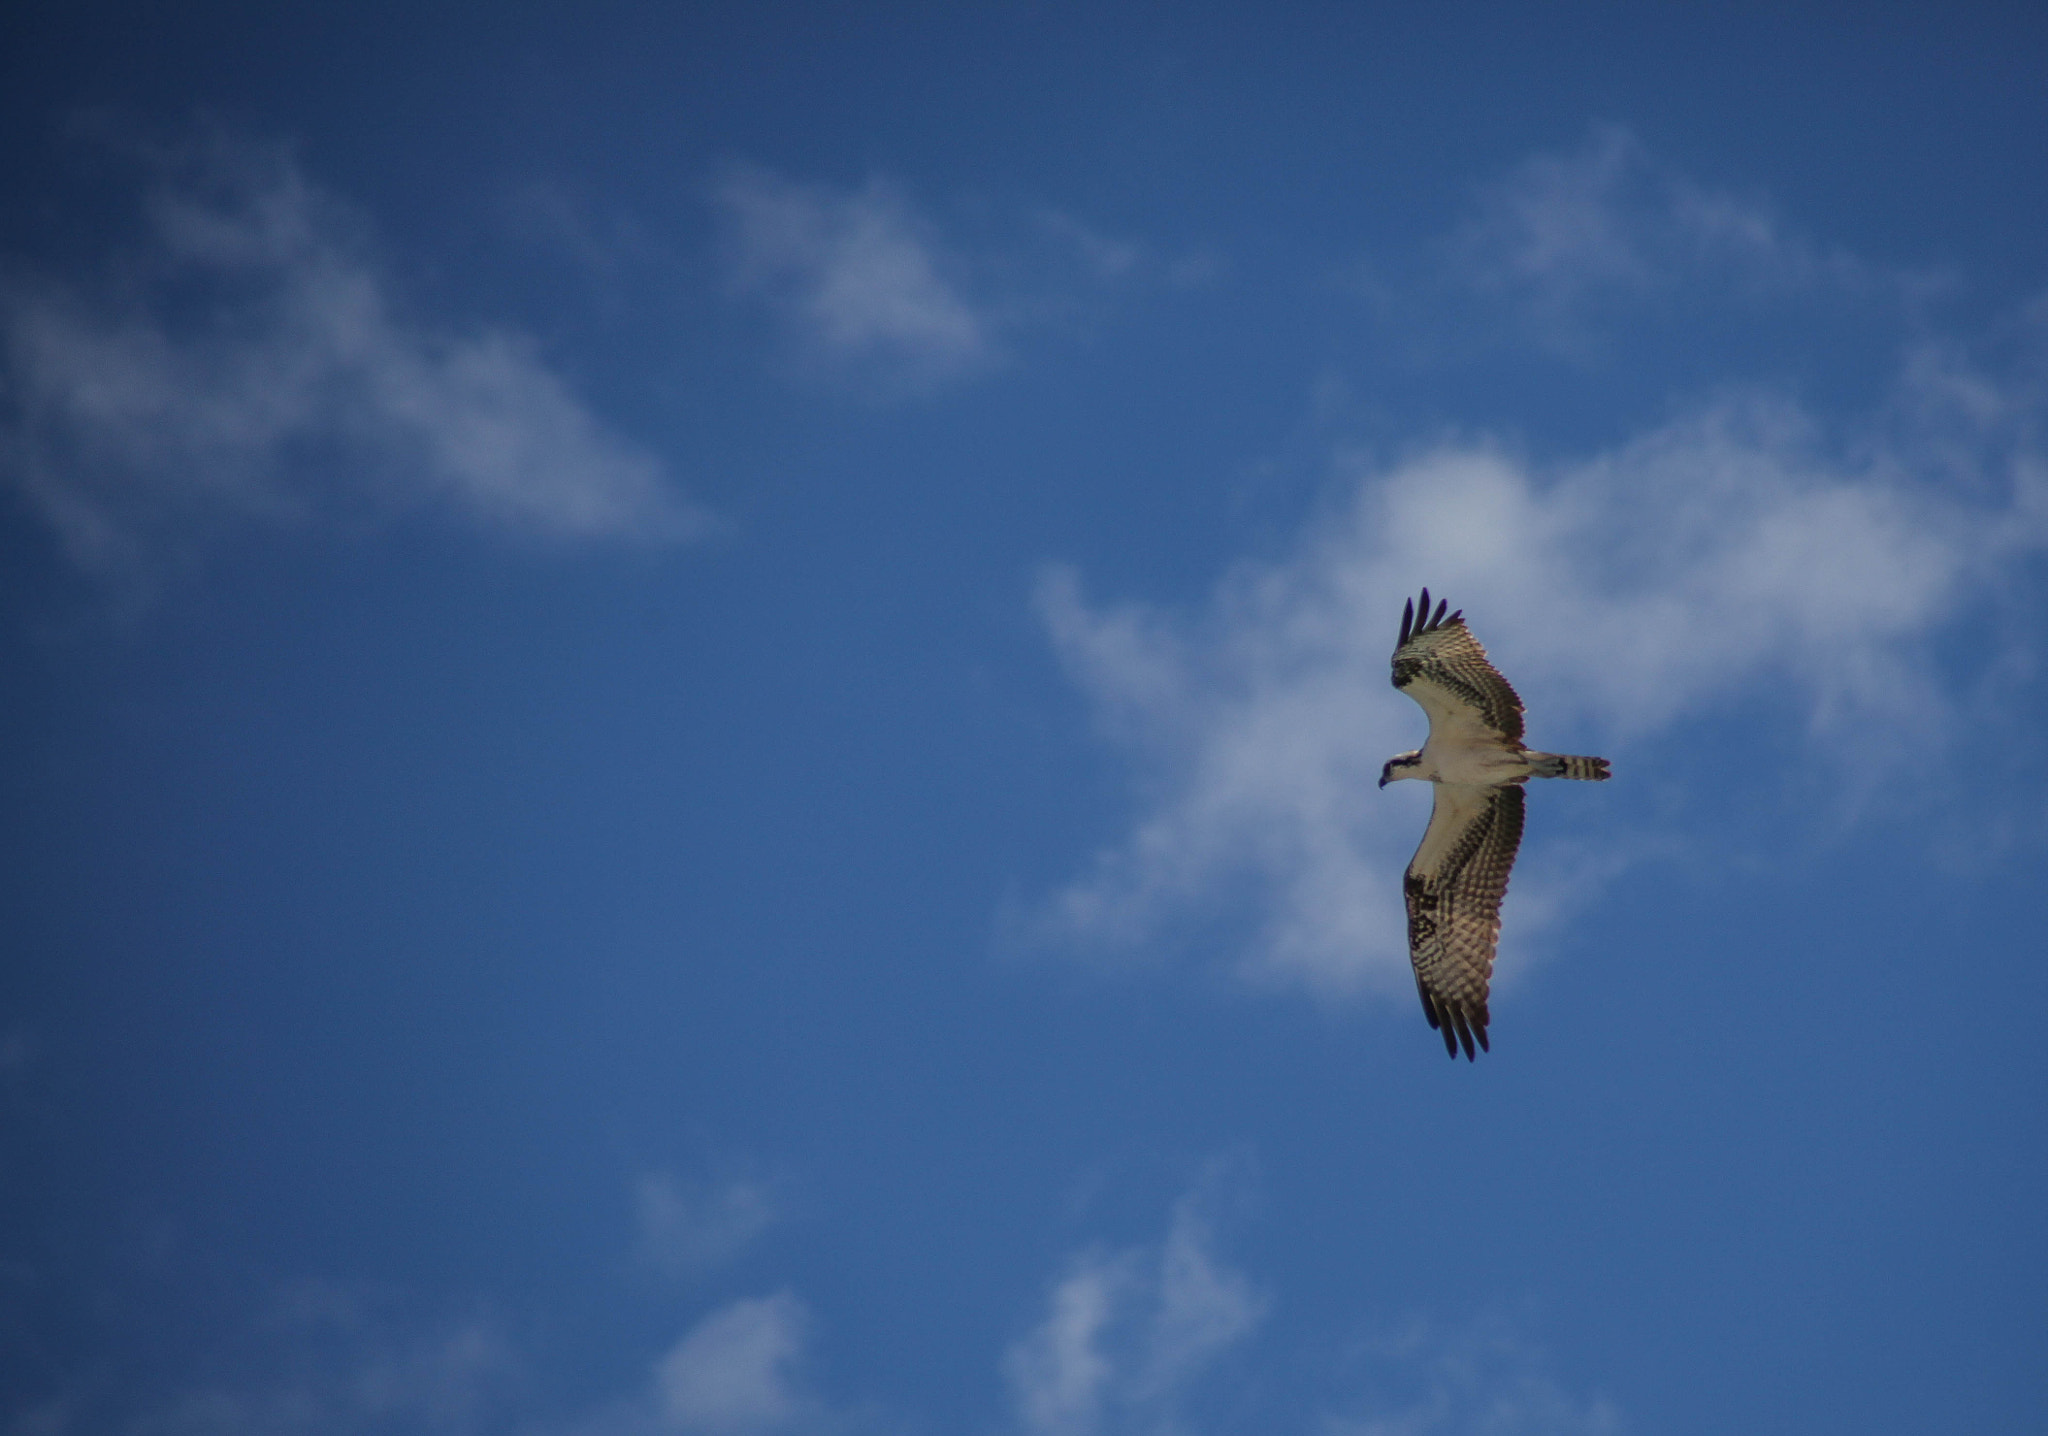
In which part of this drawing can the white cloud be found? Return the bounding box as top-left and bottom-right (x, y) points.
(1454, 126), (1663, 305)
(1032, 210), (1144, 283)
(1430, 124), (1944, 356)
(1007, 1255), (1127, 1436)
(0, 135), (701, 577)
(74, 1282), (836, 1436)
(1322, 1313), (1622, 1436)
(106, 1284), (513, 1436)
(714, 165), (990, 390)
(1026, 210), (1219, 293)
(712, 166), (1208, 394)
(634, 1171), (781, 1276)
(1038, 352), (2048, 1000)
(651, 1294), (812, 1435)
(1003, 1166), (1618, 1436)
(1005, 1182), (1266, 1436)
(50, 1233), (1626, 1436)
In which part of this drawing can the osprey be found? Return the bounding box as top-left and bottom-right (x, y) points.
(1380, 589), (1610, 1060)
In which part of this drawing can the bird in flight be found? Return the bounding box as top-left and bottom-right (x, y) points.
(1380, 589), (1610, 1060)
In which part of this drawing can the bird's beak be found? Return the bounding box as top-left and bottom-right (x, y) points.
(1377, 774), (1388, 790)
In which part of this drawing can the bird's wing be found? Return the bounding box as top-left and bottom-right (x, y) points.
(1390, 589), (1525, 745)
(1404, 782), (1524, 1060)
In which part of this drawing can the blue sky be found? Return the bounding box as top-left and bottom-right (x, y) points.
(3, 4), (2046, 1433)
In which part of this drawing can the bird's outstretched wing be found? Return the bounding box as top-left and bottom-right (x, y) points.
(1391, 588), (1525, 745)
(1404, 782), (1524, 1060)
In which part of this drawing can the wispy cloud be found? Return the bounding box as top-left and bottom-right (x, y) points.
(67, 1283), (833, 1436)
(1005, 1178), (1266, 1436)
(1027, 209), (1221, 293)
(104, 1283), (513, 1436)
(1353, 126), (1947, 362)
(713, 165), (992, 392)
(649, 1294), (814, 1435)
(1001, 1167), (1618, 1436)
(1322, 1312), (1622, 1436)
(1037, 341), (2048, 999)
(633, 1170), (782, 1276)
(712, 165), (1208, 395)
(1448, 124), (1939, 333)
(0, 133), (702, 578)
(1450, 125), (1664, 309)
(25, 1254), (1618, 1436)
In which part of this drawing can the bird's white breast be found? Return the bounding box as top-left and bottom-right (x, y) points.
(1417, 732), (1528, 786)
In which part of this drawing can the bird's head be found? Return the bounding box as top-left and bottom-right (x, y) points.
(1379, 750), (1423, 788)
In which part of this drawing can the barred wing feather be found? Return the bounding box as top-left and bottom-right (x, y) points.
(1404, 783), (1524, 1060)
(1391, 593), (1525, 745)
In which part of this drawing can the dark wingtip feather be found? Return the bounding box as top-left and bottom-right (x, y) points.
(1401, 589), (1459, 640)
(1421, 989), (1489, 1062)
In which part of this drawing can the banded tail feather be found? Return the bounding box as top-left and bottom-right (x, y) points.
(1526, 752), (1611, 781)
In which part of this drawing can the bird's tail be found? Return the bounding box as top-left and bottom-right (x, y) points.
(1526, 752), (1611, 781)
